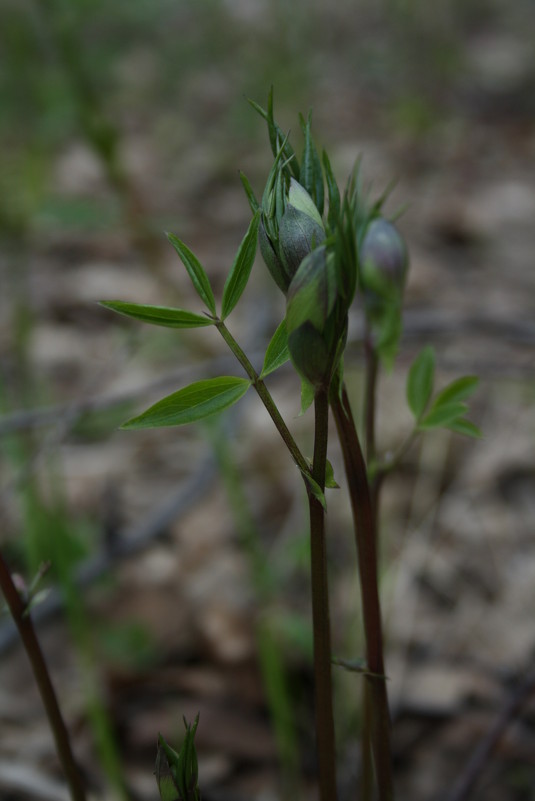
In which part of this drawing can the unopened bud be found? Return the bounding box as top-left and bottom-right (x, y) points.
(260, 177), (325, 293)
(286, 247), (343, 389)
(360, 218), (408, 294)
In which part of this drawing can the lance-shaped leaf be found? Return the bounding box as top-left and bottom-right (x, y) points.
(447, 417), (482, 438)
(100, 301), (214, 329)
(121, 377), (251, 429)
(260, 318), (290, 378)
(221, 211), (260, 319)
(167, 233), (216, 316)
(155, 739), (180, 801)
(239, 171), (260, 214)
(407, 346), (435, 419)
(322, 149), (340, 231)
(299, 111), (324, 216)
(248, 88), (300, 178)
(432, 375), (479, 407)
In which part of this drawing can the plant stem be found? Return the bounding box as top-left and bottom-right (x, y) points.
(215, 320), (311, 477)
(364, 330), (379, 465)
(0, 552), (87, 801)
(330, 385), (393, 801)
(216, 322), (337, 798)
(309, 388), (337, 801)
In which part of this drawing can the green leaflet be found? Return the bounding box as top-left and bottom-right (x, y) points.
(100, 301), (214, 328)
(419, 401), (468, 430)
(447, 417), (482, 438)
(406, 346), (435, 419)
(221, 211), (260, 319)
(432, 375), (479, 407)
(260, 318), (290, 378)
(167, 232), (216, 316)
(121, 377), (251, 429)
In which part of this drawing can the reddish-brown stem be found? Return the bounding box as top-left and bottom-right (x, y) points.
(0, 552), (87, 801)
(364, 331), (379, 465)
(308, 388), (338, 801)
(330, 384), (393, 801)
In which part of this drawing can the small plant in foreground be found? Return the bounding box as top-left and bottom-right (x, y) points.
(100, 89), (480, 801)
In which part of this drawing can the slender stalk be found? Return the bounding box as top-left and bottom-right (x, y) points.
(364, 330), (379, 465)
(217, 321), (337, 798)
(330, 385), (393, 801)
(0, 552), (87, 801)
(215, 320), (311, 477)
(309, 388), (337, 801)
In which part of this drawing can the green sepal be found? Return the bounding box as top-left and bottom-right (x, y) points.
(260, 318), (290, 378)
(221, 211), (260, 319)
(167, 233), (216, 316)
(299, 110), (324, 216)
(248, 88), (300, 178)
(121, 377), (251, 429)
(100, 301), (214, 328)
(322, 149), (340, 231)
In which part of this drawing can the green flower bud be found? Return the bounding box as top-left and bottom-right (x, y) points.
(360, 218), (408, 367)
(286, 246), (345, 389)
(279, 204), (325, 279)
(360, 218), (408, 295)
(286, 178), (324, 227)
(259, 217), (289, 293)
(260, 174), (325, 293)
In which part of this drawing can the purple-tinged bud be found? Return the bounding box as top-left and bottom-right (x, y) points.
(360, 218), (408, 293)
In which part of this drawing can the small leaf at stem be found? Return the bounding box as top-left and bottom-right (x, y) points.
(432, 375), (479, 407)
(299, 377), (315, 415)
(447, 417), (483, 438)
(167, 233), (216, 316)
(121, 377), (251, 429)
(418, 401), (468, 430)
(302, 471), (327, 509)
(221, 211), (260, 319)
(155, 737), (180, 801)
(100, 301), (214, 328)
(325, 458), (339, 489)
(260, 318), (290, 377)
(407, 345), (435, 419)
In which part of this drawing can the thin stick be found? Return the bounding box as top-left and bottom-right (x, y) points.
(446, 667), (535, 801)
(0, 552), (87, 801)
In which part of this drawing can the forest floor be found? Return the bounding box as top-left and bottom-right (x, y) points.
(1, 2), (535, 800)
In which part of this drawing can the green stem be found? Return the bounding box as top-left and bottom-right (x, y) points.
(330, 385), (393, 801)
(216, 321), (311, 477)
(0, 552), (87, 801)
(309, 388), (337, 801)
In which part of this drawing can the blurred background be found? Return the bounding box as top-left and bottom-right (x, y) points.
(1, 1), (534, 799)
